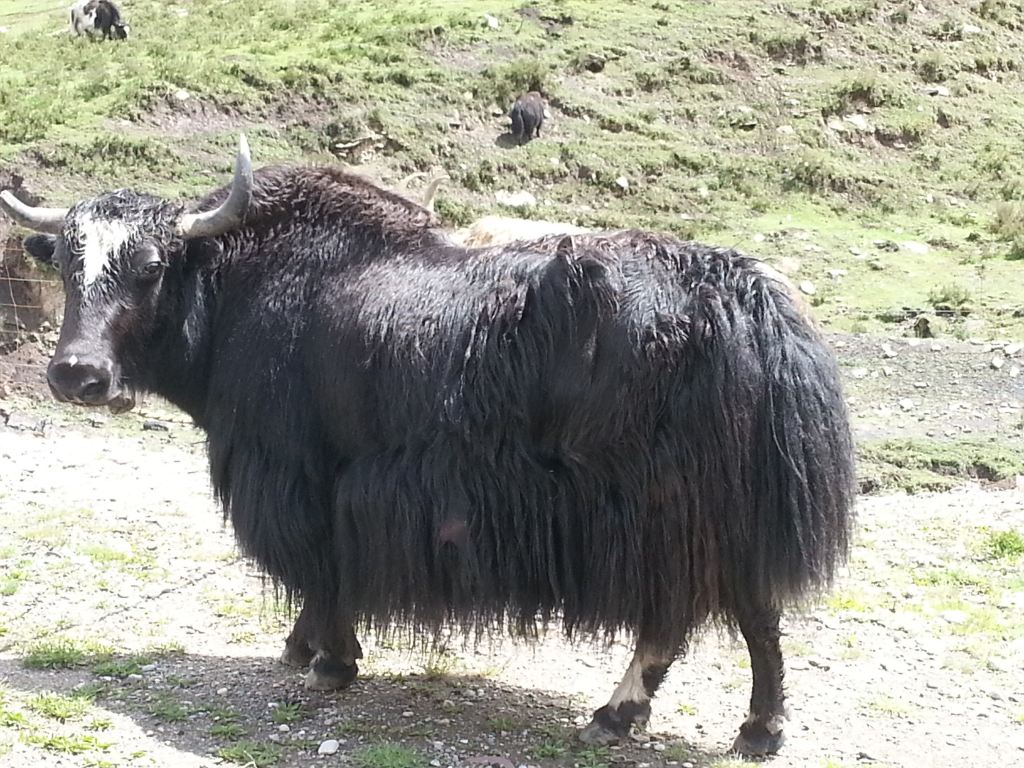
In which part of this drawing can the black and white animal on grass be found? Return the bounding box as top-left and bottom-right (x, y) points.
(70, 0), (129, 40)
(0, 137), (856, 756)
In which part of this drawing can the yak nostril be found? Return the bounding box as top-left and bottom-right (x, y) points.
(79, 377), (110, 401)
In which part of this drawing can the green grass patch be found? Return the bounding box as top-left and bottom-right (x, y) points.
(355, 743), (427, 768)
(858, 438), (1024, 494)
(146, 694), (190, 723)
(22, 639), (113, 670)
(532, 740), (568, 758)
(824, 72), (908, 116)
(0, 569), (25, 597)
(27, 692), (92, 723)
(913, 568), (991, 592)
(927, 282), (972, 309)
(0, 689), (29, 729)
(983, 529), (1024, 560)
(486, 715), (523, 733)
(270, 702), (305, 725)
(863, 694), (914, 718)
(211, 721), (247, 740)
(573, 746), (612, 768)
(22, 731), (110, 755)
(92, 654), (151, 678)
(218, 740), (284, 767)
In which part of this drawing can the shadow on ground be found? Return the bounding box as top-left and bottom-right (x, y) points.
(0, 653), (725, 767)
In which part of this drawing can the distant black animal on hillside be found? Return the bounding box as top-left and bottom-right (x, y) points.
(1, 137), (856, 758)
(69, 0), (129, 40)
(509, 91), (545, 144)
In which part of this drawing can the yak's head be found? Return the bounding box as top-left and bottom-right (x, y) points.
(111, 22), (129, 40)
(0, 136), (252, 413)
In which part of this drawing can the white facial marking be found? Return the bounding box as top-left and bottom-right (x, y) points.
(77, 216), (131, 289)
(67, 355), (79, 367)
(608, 654), (650, 707)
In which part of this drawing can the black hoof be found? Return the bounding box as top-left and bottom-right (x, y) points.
(578, 702), (651, 746)
(279, 640), (316, 669)
(304, 655), (358, 691)
(732, 720), (785, 757)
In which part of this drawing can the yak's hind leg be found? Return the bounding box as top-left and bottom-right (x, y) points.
(579, 643), (676, 746)
(731, 601), (787, 757)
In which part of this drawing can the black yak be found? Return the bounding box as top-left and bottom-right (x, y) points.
(509, 91), (545, 144)
(70, 0), (129, 40)
(0, 136), (855, 756)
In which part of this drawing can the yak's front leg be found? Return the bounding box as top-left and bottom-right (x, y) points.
(731, 601), (787, 757)
(280, 602), (318, 669)
(278, 595), (363, 691)
(579, 642), (677, 746)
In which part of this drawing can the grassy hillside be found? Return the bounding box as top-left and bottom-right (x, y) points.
(2, 0), (1024, 336)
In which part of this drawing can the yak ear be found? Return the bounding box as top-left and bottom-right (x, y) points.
(23, 234), (58, 268)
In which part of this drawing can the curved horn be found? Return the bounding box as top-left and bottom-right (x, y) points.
(397, 171), (427, 189)
(421, 174), (450, 212)
(0, 190), (68, 235)
(177, 134), (253, 239)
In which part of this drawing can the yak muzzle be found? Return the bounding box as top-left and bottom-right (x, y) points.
(47, 353), (116, 407)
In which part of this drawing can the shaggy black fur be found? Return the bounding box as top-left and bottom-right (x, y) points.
(21, 163), (856, 751)
(509, 92), (545, 144)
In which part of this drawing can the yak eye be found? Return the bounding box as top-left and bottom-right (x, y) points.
(132, 243), (165, 282)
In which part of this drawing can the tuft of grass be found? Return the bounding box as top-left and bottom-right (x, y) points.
(827, 590), (872, 613)
(983, 529), (1024, 560)
(927, 283), (972, 308)
(913, 568), (991, 592)
(422, 650), (459, 680)
(574, 746), (612, 768)
(756, 29), (823, 64)
(784, 150), (858, 196)
(270, 702), (304, 725)
(825, 73), (907, 116)
(27, 692), (91, 723)
(146, 694), (190, 723)
(863, 695), (913, 718)
(916, 52), (955, 83)
(486, 716), (522, 733)
(92, 654), (151, 678)
(532, 740), (568, 758)
(217, 741), (283, 767)
(677, 702), (697, 716)
(0, 695), (29, 728)
(475, 58), (551, 109)
(211, 722), (247, 740)
(355, 743), (427, 768)
(0, 570), (26, 597)
(22, 732), (110, 755)
(22, 639), (112, 670)
(991, 202), (1024, 255)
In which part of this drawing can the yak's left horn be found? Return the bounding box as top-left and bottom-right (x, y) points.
(177, 134), (253, 239)
(0, 190), (68, 234)
(421, 174), (450, 212)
